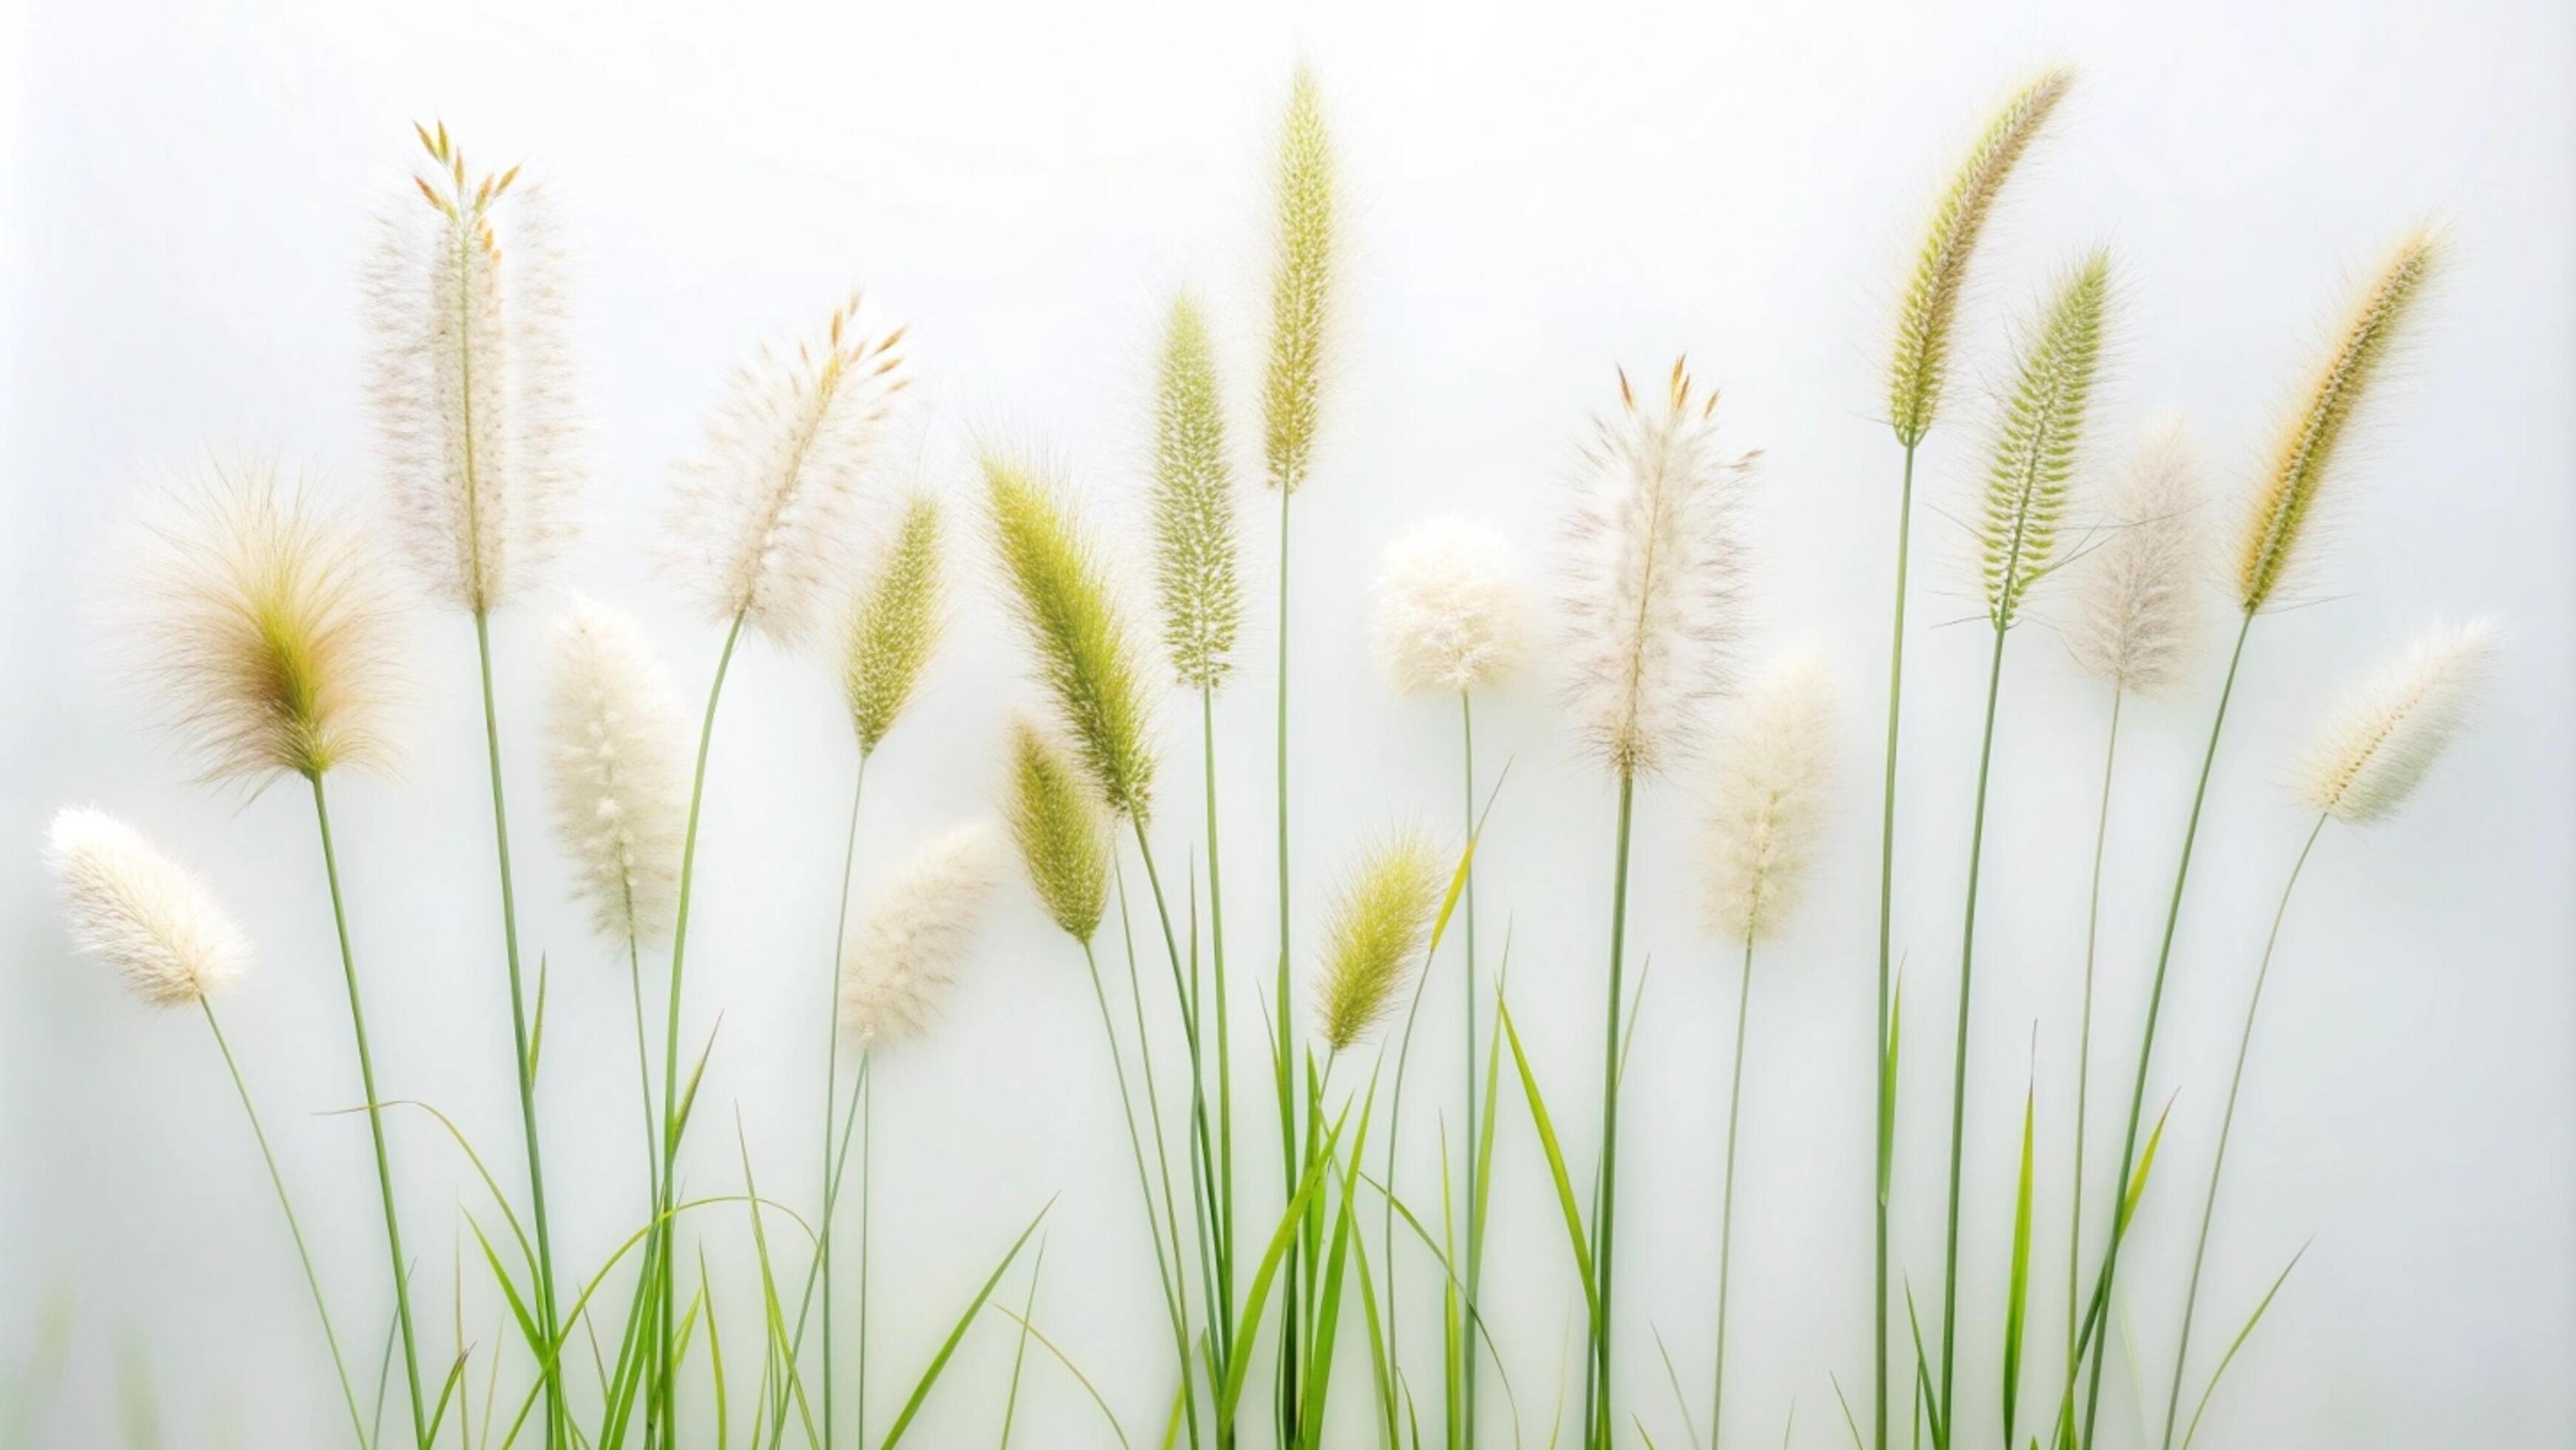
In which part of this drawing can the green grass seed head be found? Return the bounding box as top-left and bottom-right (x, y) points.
(1315, 828), (1444, 1053)
(1150, 294), (1241, 689)
(1264, 64), (1335, 495)
(1004, 718), (1112, 943)
(1979, 249), (2111, 629)
(843, 493), (945, 754)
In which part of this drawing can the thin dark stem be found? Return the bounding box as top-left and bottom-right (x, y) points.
(2158, 814), (2327, 1450)
(2067, 695), (2122, 1382)
(1711, 940), (1756, 1450)
(1874, 440), (1919, 1450)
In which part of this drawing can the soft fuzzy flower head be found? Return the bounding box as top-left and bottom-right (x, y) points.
(1978, 250), (2111, 629)
(1150, 294), (1242, 689)
(1264, 65), (1335, 494)
(2295, 616), (2495, 825)
(1889, 67), (2075, 447)
(1372, 516), (1529, 696)
(1700, 655), (1837, 945)
(1315, 829), (1446, 1053)
(1005, 718), (1112, 943)
(1557, 360), (1753, 778)
(543, 596), (687, 946)
(47, 809), (249, 1007)
(839, 822), (1005, 1048)
(366, 122), (581, 614)
(843, 494), (945, 754)
(129, 463), (405, 785)
(2236, 231), (2437, 615)
(2067, 417), (2203, 694)
(984, 452), (1159, 822)
(664, 294), (909, 644)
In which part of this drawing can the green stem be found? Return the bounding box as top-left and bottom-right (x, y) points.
(1113, 864), (1207, 1446)
(1131, 823), (1230, 1408)
(822, 753), (871, 1448)
(1460, 690), (1483, 1449)
(1874, 440), (1918, 1450)
(1085, 937), (1201, 1448)
(1937, 624), (2013, 1443)
(857, 1056), (873, 1446)
(2066, 695), (2122, 1380)
(2157, 815), (2325, 1450)
(308, 773), (427, 1449)
(1272, 483), (1301, 1446)
(1710, 941), (1756, 1450)
(1202, 682), (1237, 1354)
(1590, 772), (1639, 1449)
(2077, 613), (2256, 1450)
(202, 999), (371, 1449)
(623, 920), (661, 1450)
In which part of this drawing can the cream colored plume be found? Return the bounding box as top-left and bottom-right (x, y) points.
(1372, 516), (1529, 696)
(2067, 418), (2203, 694)
(2296, 617), (2495, 824)
(365, 123), (581, 614)
(840, 822), (1005, 1048)
(1700, 655), (1837, 945)
(543, 596), (688, 946)
(47, 808), (249, 1007)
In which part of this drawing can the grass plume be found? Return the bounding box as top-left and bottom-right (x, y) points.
(46, 809), (249, 1007)
(1700, 654), (1838, 947)
(1264, 65), (1335, 495)
(543, 595), (688, 947)
(1005, 718), (1113, 944)
(1980, 250), (2111, 628)
(2296, 616), (2497, 823)
(843, 494), (946, 754)
(2068, 419), (2204, 694)
(1315, 829), (1445, 1054)
(1151, 294), (1242, 689)
(839, 823), (1006, 1048)
(1372, 516), (1529, 696)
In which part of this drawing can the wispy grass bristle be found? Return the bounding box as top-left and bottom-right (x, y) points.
(1315, 829), (1445, 1053)
(984, 452), (1159, 823)
(1888, 67), (2075, 446)
(1979, 250), (2111, 628)
(1701, 655), (1837, 945)
(839, 822), (1006, 1048)
(843, 494), (945, 754)
(366, 124), (579, 613)
(543, 595), (688, 947)
(1264, 65), (1335, 495)
(1150, 294), (1242, 690)
(47, 808), (250, 1007)
(1005, 718), (1112, 943)
(2295, 616), (2496, 824)
(2067, 417), (2203, 694)
(2236, 230), (2437, 613)
(1372, 516), (1528, 696)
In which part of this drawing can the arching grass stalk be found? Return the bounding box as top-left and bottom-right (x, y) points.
(819, 757), (868, 1446)
(2065, 693), (2121, 1384)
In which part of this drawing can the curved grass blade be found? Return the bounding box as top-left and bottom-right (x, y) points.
(1497, 1001), (1597, 1319)
(1218, 1106), (1352, 1426)
(2120, 1097), (2175, 1233)
(2176, 1244), (2307, 1450)
(1296, 1076), (1380, 1440)
(1652, 1324), (1703, 1450)
(998, 1238), (1048, 1450)
(2003, 1065), (2037, 1446)
(984, 1300), (1131, 1450)
(876, 1197), (1056, 1449)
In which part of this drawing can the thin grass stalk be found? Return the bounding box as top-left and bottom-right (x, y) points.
(1082, 937), (1198, 1443)
(2157, 814), (2325, 1449)
(1710, 941), (1756, 1449)
(1587, 772), (1639, 1448)
(1201, 681), (1238, 1377)
(200, 999), (371, 1448)
(2066, 695), (2122, 1385)
(308, 772), (428, 1449)
(1872, 439), (1918, 1450)
(1116, 859), (1208, 1448)
(820, 755), (870, 1448)
(1130, 824), (1232, 1413)
(1272, 482), (1304, 1446)
(1458, 691), (1485, 1449)
(857, 1057), (873, 1444)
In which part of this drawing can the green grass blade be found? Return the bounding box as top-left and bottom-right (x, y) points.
(1497, 1001), (1598, 1319)
(998, 1239), (1047, 1450)
(2176, 1244), (2307, 1450)
(1297, 1079), (1380, 1440)
(2120, 1098), (2175, 1232)
(1651, 1324), (1703, 1450)
(2003, 1071), (2037, 1446)
(984, 1301), (1130, 1450)
(699, 1250), (729, 1450)
(735, 1121), (818, 1447)
(1904, 1283), (1942, 1450)
(1832, 1375), (1865, 1450)
(876, 1198), (1056, 1449)
(420, 1352), (468, 1449)
(1218, 1105), (1352, 1426)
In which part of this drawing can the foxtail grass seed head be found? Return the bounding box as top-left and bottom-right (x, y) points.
(131, 464), (405, 786)
(1979, 251), (2111, 629)
(2296, 616), (2495, 825)
(1151, 294), (1242, 689)
(366, 123), (580, 614)
(1372, 516), (1529, 696)
(2068, 417), (2203, 694)
(839, 821), (1005, 1048)
(984, 452), (1159, 822)
(664, 294), (909, 645)
(1005, 718), (1112, 943)
(543, 596), (688, 947)
(47, 809), (249, 1008)
(1700, 654), (1837, 945)
(1315, 829), (1445, 1054)
(843, 494), (945, 754)
(2236, 232), (2438, 614)
(1559, 360), (1753, 778)
(1264, 65), (1335, 494)
(1889, 67), (2075, 447)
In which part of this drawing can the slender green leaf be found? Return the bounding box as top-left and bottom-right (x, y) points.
(1218, 1107), (1351, 1426)
(984, 1301), (1130, 1450)
(2120, 1099), (2175, 1232)
(2177, 1244), (2308, 1450)
(877, 1198), (1056, 1449)
(2003, 1074), (2037, 1447)
(1497, 1002), (1597, 1319)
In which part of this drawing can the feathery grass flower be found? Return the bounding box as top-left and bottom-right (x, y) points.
(1372, 516), (1529, 696)
(1700, 655), (1837, 945)
(366, 123), (579, 614)
(1151, 295), (1242, 689)
(47, 809), (249, 1006)
(665, 295), (909, 644)
(132, 464), (405, 785)
(1264, 66), (1335, 495)
(2068, 419), (2203, 693)
(985, 452), (1159, 822)
(839, 822), (1005, 1047)
(843, 494), (945, 753)
(1980, 250), (2111, 628)
(2236, 232), (2437, 613)
(1314, 829), (1445, 1053)
(543, 596), (688, 946)
(1889, 67), (2076, 446)
(2296, 617), (2497, 824)
(1559, 360), (1753, 778)
(1005, 719), (1113, 943)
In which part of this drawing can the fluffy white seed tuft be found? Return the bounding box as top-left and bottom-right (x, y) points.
(2066, 418), (2204, 695)
(1372, 516), (1529, 696)
(1700, 655), (1837, 945)
(839, 822), (1005, 1048)
(544, 596), (689, 947)
(47, 809), (250, 1007)
(2295, 617), (2496, 825)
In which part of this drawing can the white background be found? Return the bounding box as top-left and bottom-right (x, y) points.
(4, 0), (2570, 1445)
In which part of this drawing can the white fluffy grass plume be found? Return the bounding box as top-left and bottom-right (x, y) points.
(1558, 360), (1753, 778)
(840, 822), (1006, 1048)
(2296, 616), (2496, 824)
(1700, 655), (1837, 945)
(130, 463), (405, 785)
(47, 809), (249, 1007)
(366, 123), (580, 614)
(1372, 516), (1529, 696)
(2067, 418), (2203, 694)
(665, 294), (909, 645)
(544, 596), (688, 946)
